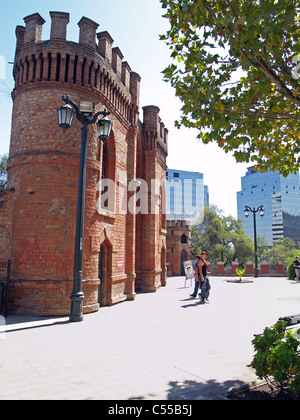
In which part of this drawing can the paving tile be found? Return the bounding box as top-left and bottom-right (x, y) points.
(0, 276), (299, 400)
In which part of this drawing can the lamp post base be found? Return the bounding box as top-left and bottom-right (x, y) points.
(69, 291), (84, 322)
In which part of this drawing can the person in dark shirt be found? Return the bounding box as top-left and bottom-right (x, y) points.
(293, 256), (300, 282)
(198, 251), (211, 304)
(190, 256), (201, 298)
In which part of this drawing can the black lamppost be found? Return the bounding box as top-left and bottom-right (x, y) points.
(244, 205), (265, 278)
(58, 95), (112, 322)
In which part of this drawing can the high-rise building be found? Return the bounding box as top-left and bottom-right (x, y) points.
(237, 166), (300, 246)
(166, 169), (209, 223)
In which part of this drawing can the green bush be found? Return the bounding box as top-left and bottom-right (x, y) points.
(236, 268), (245, 281)
(251, 322), (300, 397)
(287, 260), (296, 279)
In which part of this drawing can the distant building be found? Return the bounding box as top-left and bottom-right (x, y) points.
(166, 169), (209, 223)
(237, 166), (300, 246)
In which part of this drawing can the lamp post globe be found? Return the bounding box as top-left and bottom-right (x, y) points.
(97, 117), (113, 143)
(244, 207), (250, 218)
(58, 103), (74, 130)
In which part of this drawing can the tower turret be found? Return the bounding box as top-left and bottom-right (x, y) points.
(7, 11), (141, 315)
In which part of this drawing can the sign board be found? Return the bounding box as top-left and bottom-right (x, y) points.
(183, 260), (195, 280)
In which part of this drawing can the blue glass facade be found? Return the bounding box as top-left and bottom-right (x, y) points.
(237, 166), (300, 246)
(166, 169), (209, 223)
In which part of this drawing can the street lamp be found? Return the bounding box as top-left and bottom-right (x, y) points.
(58, 95), (112, 322)
(98, 117), (112, 143)
(58, 103), (74, 129)
(244, 205), (265, 278)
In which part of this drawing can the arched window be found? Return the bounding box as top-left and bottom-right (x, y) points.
(101, 141), (109, 209)
(98, 240), (113, 307)
(181, 250), (187, 276)
(102, 141), (108, 180)
(181, 234), (187, 244)
(99, 134), (115, 212)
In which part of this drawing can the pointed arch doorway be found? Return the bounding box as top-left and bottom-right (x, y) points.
(180, 249), (187, 276)
(161, 246), (166, 287)
(98, 240), (112, 307)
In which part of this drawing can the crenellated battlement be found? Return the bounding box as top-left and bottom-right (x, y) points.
(142, 106), (168, 159)
(167, 220), (191, 229)
(12, 11), (141, 126)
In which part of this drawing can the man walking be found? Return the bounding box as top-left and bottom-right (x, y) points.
(190, 256), (201, 298)
(198, 251), (211, 304)
(293, 256), (300, 282)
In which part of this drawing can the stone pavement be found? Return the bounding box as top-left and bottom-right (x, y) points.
(0, 275), (299, 400)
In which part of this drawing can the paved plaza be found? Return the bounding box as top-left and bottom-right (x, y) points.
(0, 275), (299, 400)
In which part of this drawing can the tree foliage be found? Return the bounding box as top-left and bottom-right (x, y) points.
(262, 237), (300, 268)
(191, 205), (300, 271)
(160, 0), (300, 176)
(191, 204), (253, 266)
(0, 154), (8, 192)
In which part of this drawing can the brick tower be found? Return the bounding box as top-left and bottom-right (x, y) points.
(2, 12), (168, 316)
(166, 220), (191, 276)
(135, 106), (168, 292)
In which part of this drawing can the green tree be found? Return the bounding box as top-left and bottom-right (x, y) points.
(256, 236), (269, 263)
(232, 233), (255, 267)
(0, 154), (8, 191)
(160, 0), (300, 176)
(191, 204), (253, 266)
(263, 237), (300, 268)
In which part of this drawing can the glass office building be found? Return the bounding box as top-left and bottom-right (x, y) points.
(237, 166), (300, 246)
(166, 169), (209, 223)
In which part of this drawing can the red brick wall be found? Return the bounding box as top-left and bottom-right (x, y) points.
(0, 190), (14, 281)
(135, 106), (168, 292)
(3, 11), (168, 316)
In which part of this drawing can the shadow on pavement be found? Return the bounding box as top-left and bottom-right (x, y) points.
(129, 378), (247, 400)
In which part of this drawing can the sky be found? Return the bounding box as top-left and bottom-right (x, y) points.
(0, 0), (250, 218)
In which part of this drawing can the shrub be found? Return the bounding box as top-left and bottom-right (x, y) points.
(287, 260), (296, 280)
(236, 268), (245, 281)
(251, 322), (300, 397)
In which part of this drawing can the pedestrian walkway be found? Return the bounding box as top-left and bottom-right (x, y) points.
(0, 276), (299, 400)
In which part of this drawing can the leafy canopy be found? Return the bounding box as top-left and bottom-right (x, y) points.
(0, 154), (8, 192)
(160, 0), (300, 176)
(191, 204), (253, 266)
(262, 237), (300, 268)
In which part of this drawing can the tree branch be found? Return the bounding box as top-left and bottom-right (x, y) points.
(254, 55), (300, 107)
